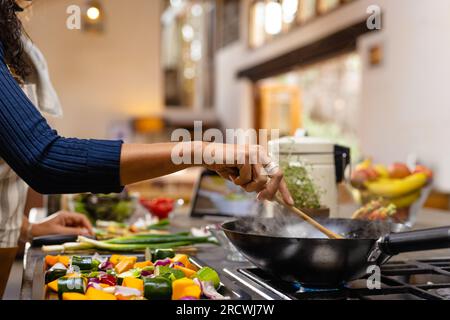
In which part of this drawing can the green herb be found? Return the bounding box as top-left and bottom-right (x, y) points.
(282, 163), (322, 209)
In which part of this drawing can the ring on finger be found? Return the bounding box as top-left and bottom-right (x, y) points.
(263, 161), (279, 176)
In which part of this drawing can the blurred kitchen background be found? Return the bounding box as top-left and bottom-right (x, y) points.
(15, 0), (450, 211)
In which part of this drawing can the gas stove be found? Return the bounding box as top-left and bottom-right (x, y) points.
(223, 258), (450, 300)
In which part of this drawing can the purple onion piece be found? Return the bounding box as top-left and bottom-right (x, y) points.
(87, 282), (102, 290)
(201, 281), (230, 300)
(154, 258), (171, 267)
(88, 277), (100, 284)
(140, 270), (153, 277)
(99, 274), (117, 286)
(99, 260), (114, 271)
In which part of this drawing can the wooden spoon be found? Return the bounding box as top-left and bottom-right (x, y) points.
(274, 194), (344, 239)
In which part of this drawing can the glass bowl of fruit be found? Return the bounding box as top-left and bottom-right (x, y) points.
(350, 159), (433, 229)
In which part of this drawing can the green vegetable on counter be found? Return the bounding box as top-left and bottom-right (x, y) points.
(57, 277), (86, 297)
(70, 256), (101, 271)
(196, 267), (221, 289)
(144, 276), (172, 300)
(77, 236), (198, 252)
(45, 269), (67, 284)
(105, 234), (207, 245)
(71, 256), (97, 271)
(156, 266), (184, 281)
(153, 249), (175, 261)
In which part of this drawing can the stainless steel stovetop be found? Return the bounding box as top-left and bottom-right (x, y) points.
(221, 258), (450, 300)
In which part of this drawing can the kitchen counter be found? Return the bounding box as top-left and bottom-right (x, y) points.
(19, 207), (450, 300)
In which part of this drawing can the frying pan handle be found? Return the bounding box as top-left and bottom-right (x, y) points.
(379, 227), (450, 255)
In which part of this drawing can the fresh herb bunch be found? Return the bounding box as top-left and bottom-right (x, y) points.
(282, 162), (322, 209)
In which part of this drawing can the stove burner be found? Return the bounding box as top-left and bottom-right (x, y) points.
(231, 258), (450, 300)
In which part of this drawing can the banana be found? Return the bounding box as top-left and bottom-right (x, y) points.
(365, 172), (428, 198)
(355, 158), (372, 171)
(374, 164), (389, 178)
(385, 190), (421, 208)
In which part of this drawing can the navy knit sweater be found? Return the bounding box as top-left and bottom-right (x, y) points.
(0, 44), (123, 194)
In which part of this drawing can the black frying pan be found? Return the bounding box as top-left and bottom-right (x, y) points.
(221, 217), (450, 287)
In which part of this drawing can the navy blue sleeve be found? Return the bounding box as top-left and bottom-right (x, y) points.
(0, 44), (124, 194)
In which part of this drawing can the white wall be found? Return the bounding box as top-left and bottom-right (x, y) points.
(22, 0), (162, 139)
(358, 0), (450, 191)
(216, 0), (450, 191)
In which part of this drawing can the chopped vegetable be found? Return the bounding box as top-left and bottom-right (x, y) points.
(172, 278), (201, 300)
(71, 256), (97, 271)
(198, 280), (229, 300)
(173, 265), (196, 278)
(154, 258), (171, 267)
(86, 287), (117, 300)
(122, 277), (144, 292)
(115, 257), (137, 274)
(58, 256), (70, 267)
(109, 254), (126, 266)
(43, 251), (223, 300)
(153, 249), (175, 261)
(45, 268), (67, 284)
(133, 261), (153, 269)
(143, 277), (172, 300)
(155, 266), (185, 281)
(57, 277), (86, 297)
(62, 292), (88, 300)
(47, 279), (58, 292)
(115, 286), (142, 300)
(172, 254), (195, 271)
(99, 273), (117, 286)
(99, 260), (114, 271)
(45, 255), (59, 267)
(196, 267), (221, 289)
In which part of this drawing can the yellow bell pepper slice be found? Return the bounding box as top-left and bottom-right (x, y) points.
(86, 287), (117, 300)
(174, 265), (196, 278)
(115, 257), (137, 274)
(133, 261), (153, 269)
(122, 277), (144, 292)
(172, 278), (201, 300)
(47, 279), (58, 292)
(172, 254), (196, 271)
(62, 292), (88, 300)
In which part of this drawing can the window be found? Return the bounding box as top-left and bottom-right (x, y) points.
(249, 0), (357, 48)
(161, 0), (215, 109)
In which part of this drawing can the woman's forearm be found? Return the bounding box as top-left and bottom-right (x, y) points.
(119, 142), (203, 185)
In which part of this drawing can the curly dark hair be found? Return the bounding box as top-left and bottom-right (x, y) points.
(0, 0), (30, 80)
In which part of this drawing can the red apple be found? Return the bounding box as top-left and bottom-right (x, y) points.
(351, 170), (369, 189)
(414, 165), (433, 180)
(365, 167), (380, 181)
(388, 163), (411, 179)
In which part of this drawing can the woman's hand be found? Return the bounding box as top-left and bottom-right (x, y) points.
(31, 211), (94, 237)
(204, 144), (294, 206)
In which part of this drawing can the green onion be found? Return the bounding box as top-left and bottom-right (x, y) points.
(130, 232), (189, 238)
(78, 236), (216, 252)
(104, 235), (211, 245)
(42, 242), (94, 253)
